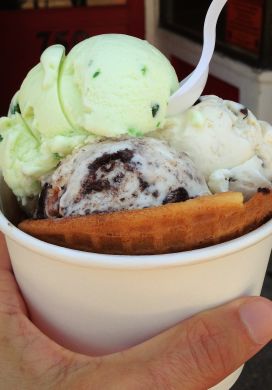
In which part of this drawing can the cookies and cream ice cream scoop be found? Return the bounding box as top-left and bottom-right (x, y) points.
(36, 138), (210, 218)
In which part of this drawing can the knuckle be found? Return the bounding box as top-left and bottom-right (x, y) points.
(185, 317), (232, 379)
(146, 363), (177, 390)
(0, 273), (22, 315)
(145, 340), (208, 389)
(140, 317), (236, 389)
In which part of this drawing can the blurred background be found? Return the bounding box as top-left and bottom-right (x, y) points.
(0, 1), (271, 388)
(1, 0), (272, 119)
(0, 0), (144, 115)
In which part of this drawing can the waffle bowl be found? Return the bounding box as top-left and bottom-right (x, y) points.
(18, 189), (272, 255)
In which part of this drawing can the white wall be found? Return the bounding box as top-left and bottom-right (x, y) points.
(145, 0), (272, 123)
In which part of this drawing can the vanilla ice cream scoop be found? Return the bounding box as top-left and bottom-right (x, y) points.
(156, 95), (272, 199)
(36, 138), (210, 218)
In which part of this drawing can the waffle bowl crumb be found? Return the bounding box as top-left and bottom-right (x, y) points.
(18, 190), (272, 255)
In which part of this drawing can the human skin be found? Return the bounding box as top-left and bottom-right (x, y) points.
(0, 231), (272, 390)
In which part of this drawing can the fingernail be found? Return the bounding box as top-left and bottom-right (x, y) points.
(239, 299), (272, 344)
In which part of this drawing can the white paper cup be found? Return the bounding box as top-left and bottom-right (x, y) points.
(1, 191), (272, 390)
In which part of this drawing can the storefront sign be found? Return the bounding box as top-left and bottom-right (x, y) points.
(226, 0), (264, 54)
(13, 1), (127, 9)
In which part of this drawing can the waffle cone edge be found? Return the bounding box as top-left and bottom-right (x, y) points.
(18, 191), (272, 255)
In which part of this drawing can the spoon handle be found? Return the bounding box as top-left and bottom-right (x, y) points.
(199, 0), (228, 72)
(168, 0), (228, 116)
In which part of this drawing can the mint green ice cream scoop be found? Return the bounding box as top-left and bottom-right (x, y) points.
(0, 34), (178, 199)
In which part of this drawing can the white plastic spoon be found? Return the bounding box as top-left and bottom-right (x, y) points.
(167, 0), (228, 116)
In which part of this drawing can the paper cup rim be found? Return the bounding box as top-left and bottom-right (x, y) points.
(1, 209), (272, 269)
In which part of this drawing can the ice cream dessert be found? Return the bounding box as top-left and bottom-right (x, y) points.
(1, 34), (272, 255)
(36, 137), (210, 219)
(156, 95), (272, 200)
(0, 34), (179, 201)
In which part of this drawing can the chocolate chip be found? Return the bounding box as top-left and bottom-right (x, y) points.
(152, 190), (159, 198)
(113, 172), (125, 183)
(151, 104), (160, 118)
(139, 177), (149, 191)
(82, 149), (134, 195)
(88, 149), (134, 172)
(141, 65), (147, 75)
(34, 183), (52, 219)
(163, 187), (190, 204)
(93, 69), (101, 78)
(81, 178), (111, 194)
(258, 187), (271, 195)
(240, 107), (248, 119)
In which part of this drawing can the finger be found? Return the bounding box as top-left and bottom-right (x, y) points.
(0, 265), (28, 317)
(0, 232), (28, 315)
(0, 231), (11, 270)
(109, 297), (272, 390)
(0, 236), (91, 388)
(0, 232), (83, 388)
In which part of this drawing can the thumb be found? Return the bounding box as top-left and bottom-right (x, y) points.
(119, 297), (272, 390)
